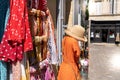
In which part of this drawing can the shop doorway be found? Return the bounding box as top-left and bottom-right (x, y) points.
(102, 29), (108, 42)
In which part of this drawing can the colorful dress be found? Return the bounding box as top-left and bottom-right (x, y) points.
(58, 36), (81, 80)
(0, 0), (33, 62)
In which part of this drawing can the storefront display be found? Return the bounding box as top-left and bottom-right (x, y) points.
(91, 20), (120, 43)
(0, 0), (58, 80)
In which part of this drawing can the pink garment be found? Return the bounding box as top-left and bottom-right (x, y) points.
(30, 66), (37, 80)
(39, 58), (55, 80)
(12, 61), (21, 80)
(0, 0), (33, 62)
(30, 66), (41, 80)
(45, 66), (55, 80)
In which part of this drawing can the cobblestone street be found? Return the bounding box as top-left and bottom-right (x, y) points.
(88, 43), (120, 80)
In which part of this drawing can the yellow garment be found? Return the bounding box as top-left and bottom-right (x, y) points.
(58, 36), (81, 80)
(25, 57), (30, 80)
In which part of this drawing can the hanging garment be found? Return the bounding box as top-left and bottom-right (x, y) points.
(12, 61), (21, 80)
(25, 55), (30, 80)
(0, 61), (7, 80)
(41, 21), (48, 60)
(39, 0), (47, 11)
(31, 0), (39, 9)
(21, 64), (27, 80)
(28, 0), (49, 61)
(4, 2), (10, 33)
(45, 65), (55, 80)
(30, 66), (41, 80)
(0, 0), (10, 42)
(0, 0), (9, 80)
(21, 55), (27, 80)
(27, 9), (42, 80)
(39, 57), (55, 80)
(0, 0), (33, 62)
(8, 64), (13, 80)
(48, 17), (58, 64)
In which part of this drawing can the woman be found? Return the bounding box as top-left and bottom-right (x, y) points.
(115, 33), (120, 46)
(58, 25), (87, 80)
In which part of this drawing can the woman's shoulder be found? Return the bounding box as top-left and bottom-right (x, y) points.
(63, 36), (77, 43)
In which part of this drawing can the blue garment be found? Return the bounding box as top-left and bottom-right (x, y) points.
(0, 0), (10, 42)
(0, 61), (7, 80)
(5, 7), (10, 30)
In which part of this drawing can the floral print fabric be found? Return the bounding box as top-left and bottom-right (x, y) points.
(0, 0), (33, 62)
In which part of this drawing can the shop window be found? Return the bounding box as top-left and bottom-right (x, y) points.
(109, 30), (115, 38)
(95, 30), (100, 38)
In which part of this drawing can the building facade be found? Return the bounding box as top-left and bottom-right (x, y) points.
(89, 0), (120, 43)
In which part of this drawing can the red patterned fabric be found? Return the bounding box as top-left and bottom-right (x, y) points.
(0, 0), (33, 62)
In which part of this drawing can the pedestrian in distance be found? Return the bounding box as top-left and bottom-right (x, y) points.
(57, 25), (87, 80)
(115, 33), (120, 46)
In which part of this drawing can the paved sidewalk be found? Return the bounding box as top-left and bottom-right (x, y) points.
(88, 43), (120, 80)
